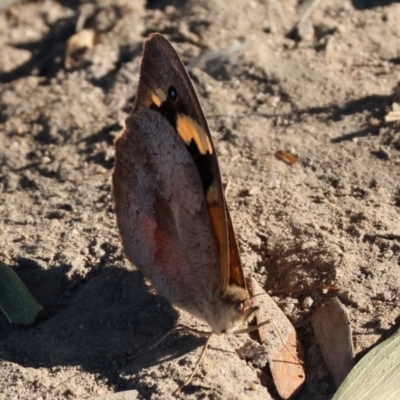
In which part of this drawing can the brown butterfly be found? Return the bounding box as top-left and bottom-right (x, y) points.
(112, 36), (264, 391)
(113, 33), (259, 335)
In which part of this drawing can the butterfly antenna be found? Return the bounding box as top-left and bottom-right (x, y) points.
(232, 319), (270, 335)
(173, 334), (213, 395)
(234, 319), (303, 365)
(123, 324), (212, 360)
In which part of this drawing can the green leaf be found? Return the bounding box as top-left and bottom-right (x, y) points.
(333, 329), (400, 400)
(0, 260), (43, 324)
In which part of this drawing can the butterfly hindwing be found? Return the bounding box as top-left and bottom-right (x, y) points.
(113, 107), (221, 317)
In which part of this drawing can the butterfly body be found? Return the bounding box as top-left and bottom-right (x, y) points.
(113, 33), (257, 335)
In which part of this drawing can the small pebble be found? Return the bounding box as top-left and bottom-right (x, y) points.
(301, 240), (317, 250)
(282, 303), (295, 314)
(249, 382), (258, 391)
(41, 156), (51, 164)
(302, 296), (314, 309)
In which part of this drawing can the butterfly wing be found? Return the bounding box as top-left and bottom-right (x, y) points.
(132, 33), (246, 294)
(113, 106), (221, 319)
(226, 205), (246, 288)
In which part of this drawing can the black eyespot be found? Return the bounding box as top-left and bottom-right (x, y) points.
(168, 86), (177, 101)
(221, 329), (226, 334)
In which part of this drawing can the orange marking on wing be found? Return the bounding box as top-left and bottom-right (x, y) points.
(207, 202), (223, 265)
(142, 88), (166, 108)
(177, 114), (213, 155)
(226, 205), (245, 288)
(151, 92), (161, 107)
(206, 184), (230, 293)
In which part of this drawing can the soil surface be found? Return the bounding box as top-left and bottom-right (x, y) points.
(1, 0), (400, 399)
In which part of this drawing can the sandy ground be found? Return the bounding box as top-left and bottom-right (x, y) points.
(0, 0), (399, 399)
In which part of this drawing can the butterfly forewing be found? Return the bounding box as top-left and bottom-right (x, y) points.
(134, 33), (240, 295)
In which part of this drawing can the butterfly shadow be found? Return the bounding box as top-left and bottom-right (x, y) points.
(0, 257), (204, 395)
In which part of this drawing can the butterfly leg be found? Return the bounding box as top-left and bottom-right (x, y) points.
(173, 334), (213, 395)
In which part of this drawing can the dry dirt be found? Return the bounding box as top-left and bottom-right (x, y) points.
(1, 0), (400, 399)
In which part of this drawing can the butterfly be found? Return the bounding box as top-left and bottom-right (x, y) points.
(113, 33), (259, 337)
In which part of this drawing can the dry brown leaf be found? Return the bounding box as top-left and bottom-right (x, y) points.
(311, 297), (355, 388)
(275, 150), (299, 165)
(250, 278), (305, 399)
